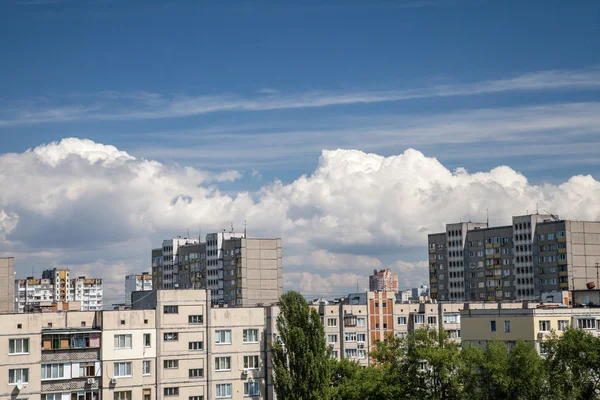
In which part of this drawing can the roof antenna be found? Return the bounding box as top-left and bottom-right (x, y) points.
(536, 203), (539, 215)
(244, 220), (247, 237)
(486, 209), (489, 226)
(198, 226), (202, 242)
(230, 222), (234, 232)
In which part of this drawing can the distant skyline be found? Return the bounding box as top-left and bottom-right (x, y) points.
(1, 0), (599, 305)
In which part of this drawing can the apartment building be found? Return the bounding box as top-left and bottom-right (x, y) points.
(152, 237), (200, 290)
(152, 233), (282, 307)
(15, 269), (103, 313)
(460, 302), (600, 354)
(222, 237), (282, 307)
(101, 309), (156, 400)
(0, 257), (15, 313)
(429, 214), (600, 302)
(124, 273), (153, 306)
(368, 269), (399, 293)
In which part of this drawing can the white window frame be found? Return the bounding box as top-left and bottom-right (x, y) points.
(164, 360), (179, 369)
(8, 368), (28, 385)
(113, 362), (133, 378)
(41, 363), (66, 380)
(243, 355), (259, 370)
(216, 383), (232, 398)
(164, 387), (179, 397)
(164, 332), (179, 341)
(243, 329), (258, 343)
(215, 330), (232, 344)
(189, 368), (203, 378)
(539, 320), (551, 332)
(327, 318), (337, 327)
(414, 314), (424, 324)
(142, 360), (151, 376)
(144, 333), (151, 348)
(188, 315), (203, 324)
(8, 338), (30, 355)
(189, 341), (203, 351)
(398, 316), (407, 325)
(327, 334), (337, 344)
(356, 317), (366, 327)
(215, 357), (232, 371)
(114, 334), (132, 349)
(244, 381), (260, 397)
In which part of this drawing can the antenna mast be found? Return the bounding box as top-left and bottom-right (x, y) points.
(244, 220), (247, 237)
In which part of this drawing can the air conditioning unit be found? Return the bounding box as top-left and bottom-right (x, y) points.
(537, 332), (546, 339)
(110, 378), (118, 384)
(86, 378), (95, 385)
(242, 369), (250, 375)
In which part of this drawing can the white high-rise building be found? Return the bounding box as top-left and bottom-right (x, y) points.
(15, 268), (103, 312)
(124, 272), (153, 305)
(206, 231), (246, 304)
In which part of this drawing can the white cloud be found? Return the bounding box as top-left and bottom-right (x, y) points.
(2, 67), (600, 125)
(2, 138), (600, 304)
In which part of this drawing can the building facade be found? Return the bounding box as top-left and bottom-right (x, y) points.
(124, 273), (153, 306)
(460, 302), (600, 354)
(429, 214), (600, 302)
(152, 233), (282, 307)
(15, 269), (103, 313)
(0, 257), (15, 313)
(368, 269), (399, 293)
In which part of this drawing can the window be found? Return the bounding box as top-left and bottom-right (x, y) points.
(164, 332), (179, 341)
(557, 231), (565, 238)
(41, 364), (65, 380)
(244, 382), (260, 397)
(189, 368), (203, 378)
(143, 360), (151, 376)
(114, 334), (132, 349)
(8, 338), (29, 354)
(357, 317), (366, 327)
(114, 392), (132, 400)
(164, 388), (179, 397)
(216, 383), (232, 398)
(8, 368), (28, 384)
(189, 341), (204, 351)
(485, 248), (494, 255)
(215, 330), (232, 344)
(443, 314), (459, 324)
(558, 320), (569, 331)
(327, 318), (337, 327)
(243, 329), (258, 343)
(327, 334), (338, 343)
(164, 360), (179, 369)
(114, 362), (132, 377)
(414, 314), (424, 324)
(427, 316), (437, 325)
(504, 320), (510, 332)
(490, 321), (496, 332)
(190, 397), (204, 400)
(144, 333), (151, 347)
(164, 306), (178, 314)
(80, 362), (96, 377)
(547, 233), (555, 240)
(397, 316), (407, 325)
(215, 357), (232, 371)
(539, 320), (551, 332)
(244, 355), (259, 369)
(345, 332), (357, 342)
(382, 302), (387, 308)
(577, 318), (596, 329)
(189, 315), (203, 324)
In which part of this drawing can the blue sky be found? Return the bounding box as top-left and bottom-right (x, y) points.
(1, 0), (600, 302)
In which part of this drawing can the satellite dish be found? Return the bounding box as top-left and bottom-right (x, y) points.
(16, 380), (23, 390)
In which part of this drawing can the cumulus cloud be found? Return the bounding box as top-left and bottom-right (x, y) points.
(2, 138), (600, 304)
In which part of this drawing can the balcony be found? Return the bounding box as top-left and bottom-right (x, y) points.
(558, 260), (568, 266)
(41, 378), (100, 393)
(42, 348), (100, 362)
(558, 248), (566, 254)
(42, 330), (101, 352)
(429, 259), (437, 264)
(485, 244), (493, 249)
(559, 271), (568, 277)
(429, 249), (436, 254)
(560, 282), (569, 289)
(430, 278), (438, 284)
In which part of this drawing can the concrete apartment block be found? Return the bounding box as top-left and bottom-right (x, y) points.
(0, 257), (15, 313)
(101, 309), (157, 400)
(124, 273), (153, 305)
(461, 302), (600, 354)
(209, 306), (268, 399)
(429, 214), (600, 303)
(369, 269), (399, 293)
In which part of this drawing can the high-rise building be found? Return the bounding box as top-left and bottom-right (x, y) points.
(124, 272), (153, 305)
(152, 232), (283, 306)
(369, 269), (399, 293)
(0, 257), (15, 313)
(429, 214), (600, 302)
(15, 268), (103, 312)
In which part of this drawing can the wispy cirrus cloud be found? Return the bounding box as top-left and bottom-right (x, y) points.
(1, 67), (599, 126)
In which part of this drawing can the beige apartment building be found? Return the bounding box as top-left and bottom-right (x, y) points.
(0, 257), (15, 313)
(461, 302), (600, 354)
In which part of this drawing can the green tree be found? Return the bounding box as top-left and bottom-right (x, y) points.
(329, 358), (395, 400)
(459, 340), (511, 400)
(271, 291), (331, 400)
(507, 340), (548, 400)
(544, 328), (600, 400)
